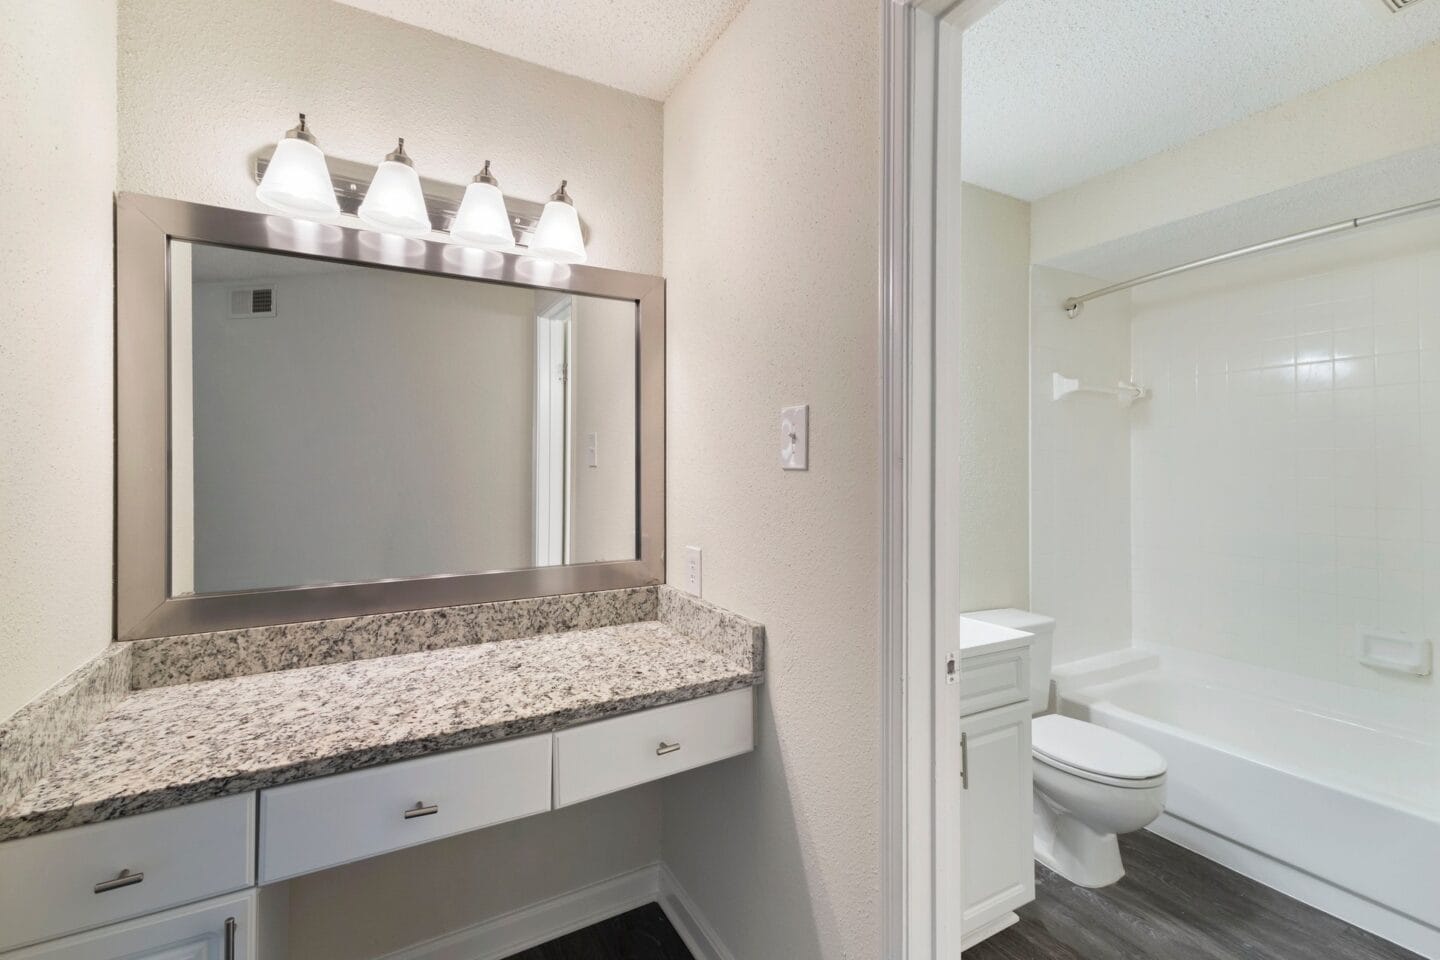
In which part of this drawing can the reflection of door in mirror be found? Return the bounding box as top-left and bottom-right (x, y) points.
(167, 241), (638, 597)
(532, 296), (570, 567)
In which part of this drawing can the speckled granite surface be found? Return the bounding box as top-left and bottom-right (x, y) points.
(129, 586), (660, 689)
(658, 586), (765, 670)
(1, 616), (763, 842)
(0, 645), (132, 815)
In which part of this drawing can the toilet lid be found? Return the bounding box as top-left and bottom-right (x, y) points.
(1032, 715), (1166, 780)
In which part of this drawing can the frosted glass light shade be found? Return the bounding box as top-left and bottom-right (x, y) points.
(451, 181), (514, 249)
(529, 200), (587, 263)
(256, 137), (339, 221)
(358, 160), (431, 237)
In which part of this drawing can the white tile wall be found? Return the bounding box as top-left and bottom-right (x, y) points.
(1030, 266), (1133, 664)
(1129, 228), (1440, 700)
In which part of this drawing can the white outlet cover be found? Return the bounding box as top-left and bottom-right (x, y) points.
(781, 404), (808, 470)
(683, 545), (703, 596)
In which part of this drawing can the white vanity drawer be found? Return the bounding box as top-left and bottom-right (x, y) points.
(960, 648), (1031, 717)
(0, 793), (255, 953)
(553, 688), (754, 808)
(257, 734), (551, 883)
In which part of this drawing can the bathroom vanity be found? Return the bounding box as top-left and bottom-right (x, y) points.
(957, 615), (1036, 951)
(0, 587), (764, 957)
(0, 194), (764, 958)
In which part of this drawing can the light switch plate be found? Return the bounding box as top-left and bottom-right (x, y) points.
(683, 546), (703, 596)
(585, 432), (598, 468)
(781, 404), (808, 470)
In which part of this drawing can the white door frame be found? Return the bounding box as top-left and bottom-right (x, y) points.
(880, 1), (998, 957)
(533, 299), (572, 567)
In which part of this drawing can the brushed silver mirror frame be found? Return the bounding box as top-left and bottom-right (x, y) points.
(116, 192), (664, 640)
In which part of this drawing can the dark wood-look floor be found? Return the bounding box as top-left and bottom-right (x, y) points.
(965, 830), (1424, 960)
(502, 904), (693, 960)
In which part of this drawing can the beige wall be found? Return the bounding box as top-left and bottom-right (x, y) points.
(660, 0), (881, 955)
(117, 0), (662, 276)
(0, 2), (117, 722)
(114, 2), (666, 953)
(188, 268), (535, 592)
(958, 183), (1032, 612)
(1032, 42), (1440, 268)
(286, 788), (662, 958)
(569, 297), (638, 564)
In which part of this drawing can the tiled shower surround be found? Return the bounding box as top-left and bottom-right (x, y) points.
(1126, 225), (1440, 699)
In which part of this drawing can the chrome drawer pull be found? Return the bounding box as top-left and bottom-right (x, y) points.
(404, 802), (439, 820)
(656, 741), (681, 756)
(224, 917), (237, 960)
(94, 869), (144, 894)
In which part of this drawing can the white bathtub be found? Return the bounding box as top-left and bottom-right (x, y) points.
(1055, 650), (1440, 958)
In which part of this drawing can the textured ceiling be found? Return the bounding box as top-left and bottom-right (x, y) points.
(333, 0), (750, 100)
(961, 0), (1440, 200)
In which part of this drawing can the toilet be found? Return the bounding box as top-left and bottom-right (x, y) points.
(967, 610), (1167, 889)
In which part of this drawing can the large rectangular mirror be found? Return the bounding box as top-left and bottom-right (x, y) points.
(117, 194), (663, 640)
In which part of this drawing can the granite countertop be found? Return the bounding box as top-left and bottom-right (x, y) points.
(1, 613), (762, 843)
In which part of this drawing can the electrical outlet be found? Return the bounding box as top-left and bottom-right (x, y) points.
(683, 546), (703, 596)
(781, 404), (808, 470)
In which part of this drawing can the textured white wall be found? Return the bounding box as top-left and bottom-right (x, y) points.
(659, 0), (880, 956)
(1131, 219), (1440, 704)
(117, 0), (662, 276)
(0, 2), (117, 723)
(115, 3), (665, 953)
(958, 184), (1032, 612)
(1032, 42), (1440, 269)
(1030, 267), (1133, 665)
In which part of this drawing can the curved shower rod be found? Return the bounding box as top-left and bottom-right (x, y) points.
(1062, 195), (1440, 319)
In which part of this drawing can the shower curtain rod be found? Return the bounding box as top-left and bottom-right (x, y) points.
(1061, 195), (1440, 319)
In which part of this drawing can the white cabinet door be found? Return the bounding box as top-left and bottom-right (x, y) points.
(0, 891), (254, 960)
(959, 700), (1034, 945)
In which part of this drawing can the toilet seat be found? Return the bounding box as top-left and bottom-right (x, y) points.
(1033, 715), (1166, 788)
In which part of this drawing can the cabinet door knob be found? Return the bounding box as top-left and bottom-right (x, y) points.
(404, 801), (439, 819)
(94, 869), (144, 894)
(224, 917), (237, 960)
(656, 741), (681, 756)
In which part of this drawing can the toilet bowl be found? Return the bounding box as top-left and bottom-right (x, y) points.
(1031, 713), (1167, 887)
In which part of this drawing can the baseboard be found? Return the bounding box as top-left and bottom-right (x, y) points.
(380, 862), (662, 960)
(1148, 815), (1440, 960)
(959, 911), (1018, 952)
(657, 864), (738, 960)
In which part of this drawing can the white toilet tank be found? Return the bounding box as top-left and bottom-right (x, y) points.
(963, 608), (1055, 713)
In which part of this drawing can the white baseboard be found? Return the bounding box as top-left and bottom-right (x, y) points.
(379, 861), (733, 960)
(657, 864), (737, 960)
(380, 863), (660, 960)
(1149, 815), (1440, 960)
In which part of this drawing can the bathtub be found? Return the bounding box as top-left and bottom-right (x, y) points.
(1055, 649), (1440, 958)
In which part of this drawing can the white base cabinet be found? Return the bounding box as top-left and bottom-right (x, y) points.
(0, 891), (255, 960)
(4, 687), (754, 957)
(958, 643), (1035, 952)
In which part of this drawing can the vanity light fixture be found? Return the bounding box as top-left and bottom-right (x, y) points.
(450, 160), (516, 250)
(255, 114), (341, 221)
(356, 138), (432, 238)
(528, 180), (588, 264)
